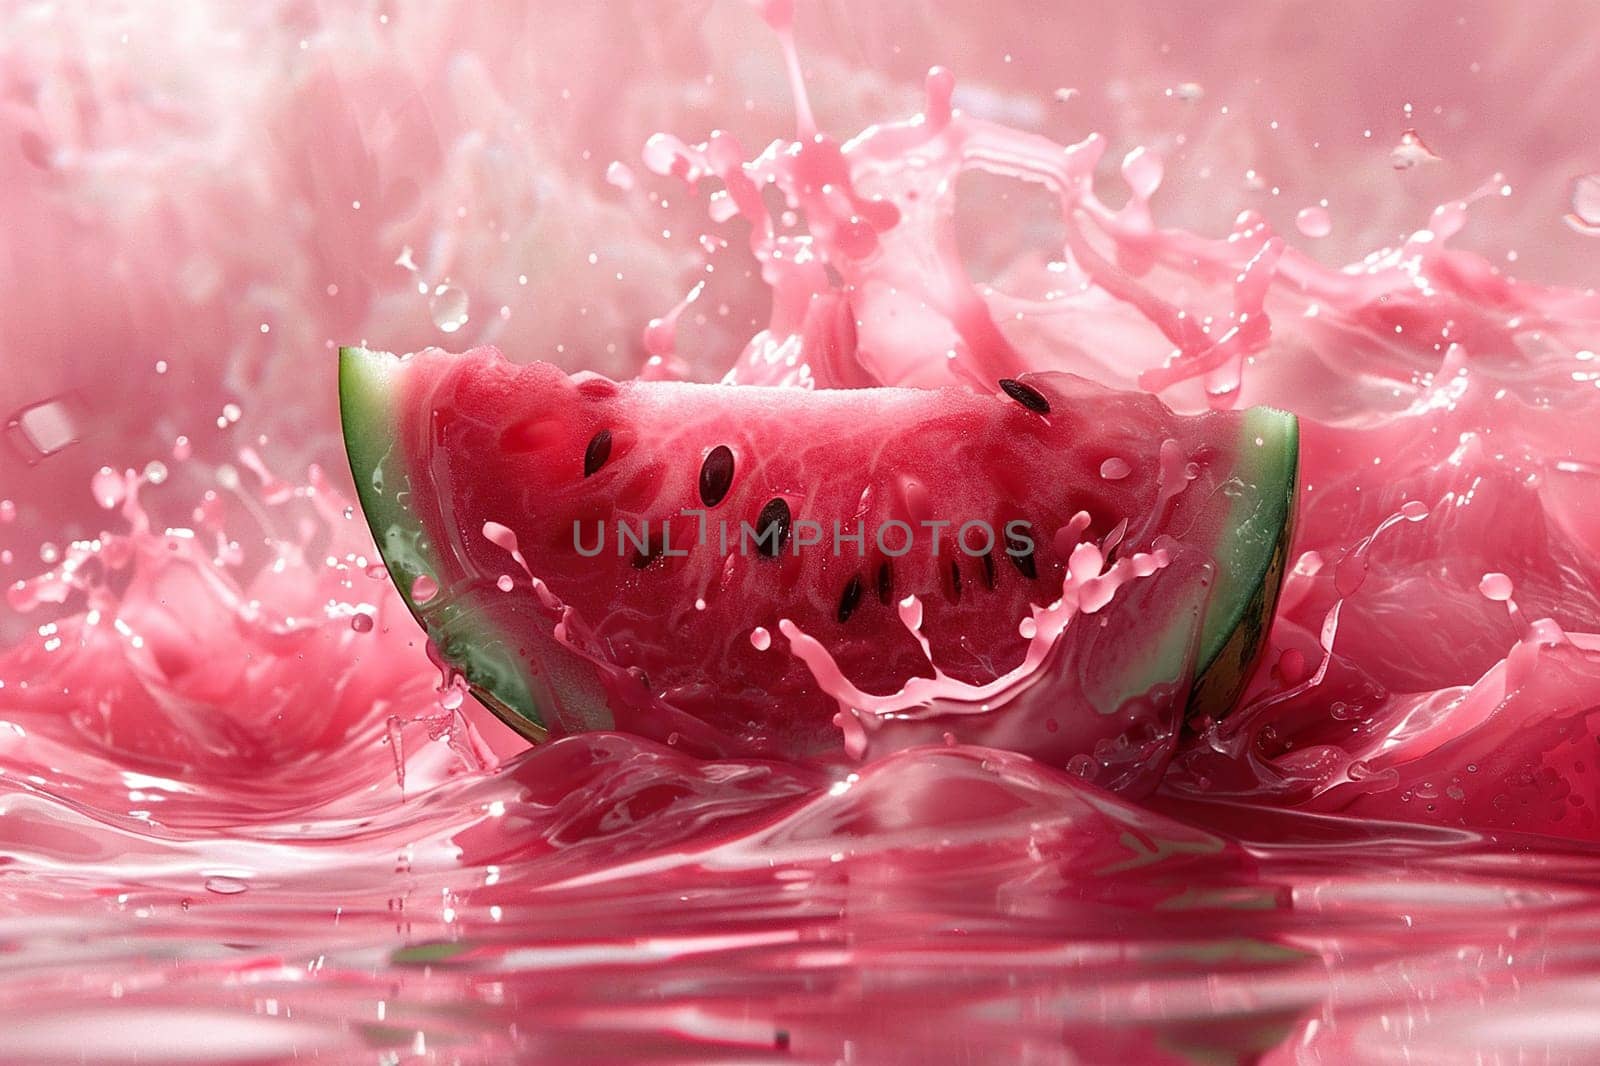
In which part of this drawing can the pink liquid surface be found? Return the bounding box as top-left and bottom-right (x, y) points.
(3, 2), (1600, 1062)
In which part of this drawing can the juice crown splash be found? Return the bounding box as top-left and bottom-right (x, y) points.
(3, 1), (1600, 1061)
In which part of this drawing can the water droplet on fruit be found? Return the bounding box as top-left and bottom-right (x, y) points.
(350, 612), (374, 633)
(1099, 457), (1131, 480)
(497, 575), (514, 592)
(1066, 755), (1096, 779)
(1479, 572), (1514, 601)
(750, 627), (772, 651)
(694, 597), (706, 611)
(430, 284), (469, 333)
(1295, 205), (1332, 238)
(91, 467), (125, 509)
(1401, 500), (1430, 521)
(204, 876), (249, 895)
(1018, 617), (1037, 640)
(411, 574), (439, 604)
(366, 563), (389, 580)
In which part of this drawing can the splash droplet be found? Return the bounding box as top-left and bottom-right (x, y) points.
(1400, 500), (1430, 521)
(91, 467), (125, 510)
(750, 626), (772, 651)
(1390, 129), (1440, 170)
(1295, 205), (1332, 238)
(1478, 572), (1513, 602)
(350, 612), (375, 633)
(605, 161), (636, 190)
(10, 397), (79, 459)
(1565, 173), (1600, 236)
(1099, 457), (1131, 480)
(143, 460), (169, 485)
(430, 284), (469, 333)
(496, 574), (514, 592)
(411, 574), (439, 604)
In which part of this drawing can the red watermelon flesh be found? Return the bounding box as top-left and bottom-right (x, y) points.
(340, 345), (1296, 785)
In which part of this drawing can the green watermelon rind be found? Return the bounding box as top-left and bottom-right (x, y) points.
(1188, 407), (1299, 720)
(339, 345), (1298, 741)
(339, 346), (548, 739)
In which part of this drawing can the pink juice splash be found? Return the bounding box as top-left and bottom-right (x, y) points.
(3, 2), (1600, 1062)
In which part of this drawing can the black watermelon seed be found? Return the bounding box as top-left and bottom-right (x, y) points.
(836, 574), (862, 623)
(948, 560), (963, 603)
(755, 497), (792, 558)
(1006, 532), (1037, 579)
(876, 560), (894, 605)
(631, 534), (663, 569)
(699, 445), (735, 507)
(998, 378), (1051, 415)
(583, 429), (613, 477)
(981, 550), (997, 590)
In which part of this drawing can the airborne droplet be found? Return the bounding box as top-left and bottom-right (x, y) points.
(430, 284), (470, 333)
(1566, 173), (1600, 236)
(1295, 205), (1332, 238)
(1478, 572), (1514, 602)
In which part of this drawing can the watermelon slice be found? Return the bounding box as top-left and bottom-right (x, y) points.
(340, 346), (1296, 783)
